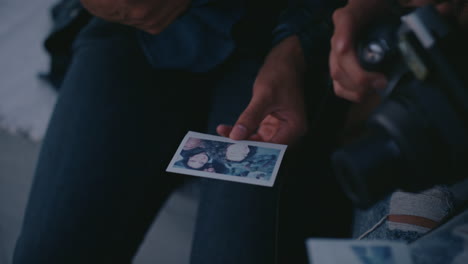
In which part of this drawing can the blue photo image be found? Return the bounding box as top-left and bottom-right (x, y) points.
(173, 137), (281, 181)
(351, 245), (395, 264)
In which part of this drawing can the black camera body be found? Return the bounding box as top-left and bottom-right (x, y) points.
(332, 5), (468, 208)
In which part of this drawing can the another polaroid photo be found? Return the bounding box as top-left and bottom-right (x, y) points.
(306, 239), (413, 264)
(166, 131), (287, 187)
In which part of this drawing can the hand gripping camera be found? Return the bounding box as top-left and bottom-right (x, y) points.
(331, 5), (468, 208)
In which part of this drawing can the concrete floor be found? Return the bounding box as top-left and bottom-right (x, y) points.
(0, 129), (199, 264)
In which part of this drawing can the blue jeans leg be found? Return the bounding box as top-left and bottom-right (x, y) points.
(190, 44), (280, 264)
(192, 53), (352, 264)
(410, 208), (468, 264)
(12, 19), (214, 264)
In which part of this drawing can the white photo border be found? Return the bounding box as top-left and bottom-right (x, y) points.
(166, 131), (287, 187)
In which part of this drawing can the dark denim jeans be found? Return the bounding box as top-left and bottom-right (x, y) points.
(352, 185), (468, 264)
(410, 208), (468, 264)
(12, 18), (282, 264)
(13, 16), (351, 263)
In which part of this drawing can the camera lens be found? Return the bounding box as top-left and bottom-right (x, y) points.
(331, 129), (404, 208)
(361, 40), (388, 65)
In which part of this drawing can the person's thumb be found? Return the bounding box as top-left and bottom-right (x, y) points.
(229, 99), (269, 141)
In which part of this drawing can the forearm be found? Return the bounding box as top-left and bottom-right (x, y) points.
(264, 35), (306, 76)
(272, 0), (344, 67)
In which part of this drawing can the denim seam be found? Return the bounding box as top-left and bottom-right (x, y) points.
(357, 215), (389, 240)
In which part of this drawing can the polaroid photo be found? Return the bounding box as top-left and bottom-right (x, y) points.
(166, 131), (287, 187)
(306, 239), (413, 264)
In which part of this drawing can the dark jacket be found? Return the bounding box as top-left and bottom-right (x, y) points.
(43, 0), (342, 88)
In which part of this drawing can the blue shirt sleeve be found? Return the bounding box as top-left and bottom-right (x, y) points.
(138, 0), (245, 73)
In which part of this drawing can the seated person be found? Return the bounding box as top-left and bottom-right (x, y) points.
(13, 0), (347, 263)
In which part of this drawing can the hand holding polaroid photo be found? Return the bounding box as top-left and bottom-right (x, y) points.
(166, 131), (287, 187)
(306, 239), (414, 264)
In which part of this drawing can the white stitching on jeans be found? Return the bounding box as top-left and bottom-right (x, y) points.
(357, 215), (388, 240)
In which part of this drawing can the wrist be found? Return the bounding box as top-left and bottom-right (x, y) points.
(267, 35), (306, 74)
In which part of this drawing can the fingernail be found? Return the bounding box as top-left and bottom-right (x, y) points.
(372, 79), (387, 90)
(230, 124), (247, 140)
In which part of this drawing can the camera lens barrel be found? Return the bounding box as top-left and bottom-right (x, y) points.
(333, 5), (468, 208)
(332, 88), (441, 208)
(332, 129), (404, 208)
